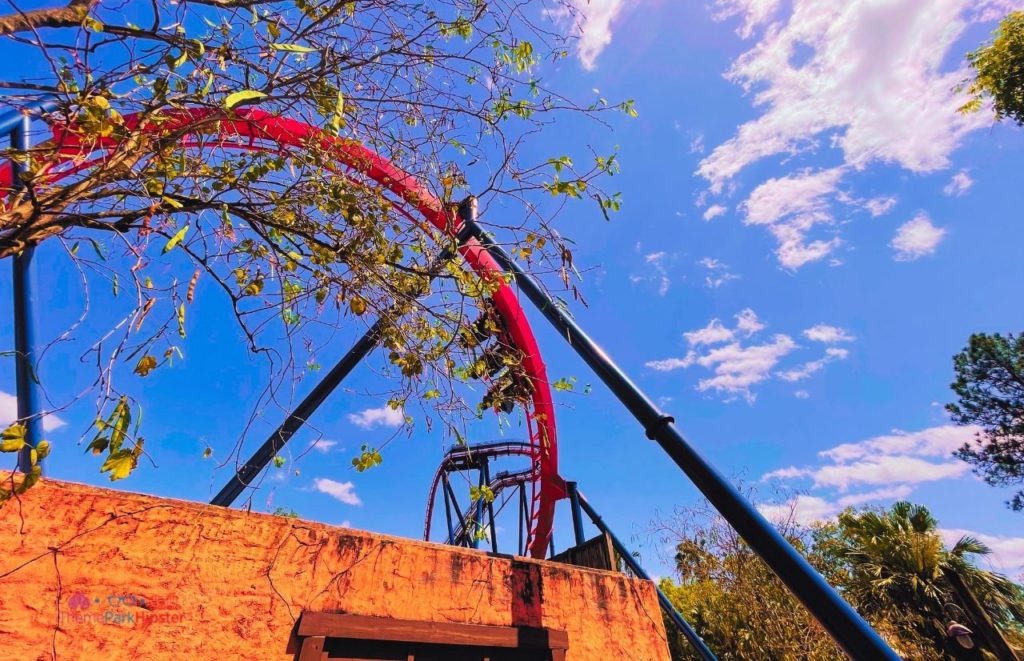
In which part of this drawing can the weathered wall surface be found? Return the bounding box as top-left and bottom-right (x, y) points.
(0, 478), (670, 660)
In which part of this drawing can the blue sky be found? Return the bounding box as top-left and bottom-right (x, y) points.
(3, 0), (1024, 579)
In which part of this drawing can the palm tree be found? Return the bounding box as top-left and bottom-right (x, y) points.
(835, 501), (1024, 657)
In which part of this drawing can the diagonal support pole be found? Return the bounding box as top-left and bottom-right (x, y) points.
(459, 216), (898, 660)
(211, 229), (471, 507)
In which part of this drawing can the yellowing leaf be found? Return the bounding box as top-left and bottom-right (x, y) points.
(201, 72), (214, 97)
(162, 224), (189, 253)
(349, 295), (367, 315)
(177, 303), (186, 338)
(134, 355), (158, 377)
(270, 43), (317, 53)
(1, 423), (26, 452)
(331, 90), (345, 133)
(224, 90), (267, 109)
(100, 449), (136, 481)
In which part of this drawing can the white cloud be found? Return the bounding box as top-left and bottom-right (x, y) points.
(703, 204), (728, 221)
(310, 439), (339, 454)
(645, 353), (697, 372)
(810, 455), (969, 491)
(313, 478), (362, 505)
(943, 169), (974, 196)
(862, 196), (898, 217)
(741, 167), (846, 269)
(760, 494), (836, 525)
(699, 257), (741, 288)
(689, 132), (706, 154)
(743, 167), (844, 226)
(702, 0), (995, 187)
(701, 0), (1002, 266)
(347, 406), (404, 429)
(647, 310), (849, 400)
(713, 0), (782, 38)
(803, 324), (855, 344)
(735, 308), (766, 336)
(891, 212), (946, 261)
(763, 424), (978, 497)
(0, 390), (66, 432)
(794, 389), (810, 399)
(939, 528), (1024, 576)
(696, 334), (797, 400)
(631, 251), (672, 296)
(684, 319), (735, 346)
(548, 0), (626, 70)
(775, 347), (848, 382)
(762, 465), (812, 481)
(760, 486), (914, 525)
(819, 424), (979, 464)
(836, 485), (914, 508)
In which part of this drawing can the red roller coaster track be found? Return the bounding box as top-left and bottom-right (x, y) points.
(0, 107), (566, 558)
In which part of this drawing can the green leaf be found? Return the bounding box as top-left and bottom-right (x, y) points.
(177, 303), (186, 338)
(270, 43), (318, 53)
(273, 455), (286, 468)
(15, 464), (41, 494)
(224, 90), (267, 109)
(162, 224), (190, 253)
(108, 397), (131, 453)
(86, 436), (109, 456)
(87, 237), (106, 261)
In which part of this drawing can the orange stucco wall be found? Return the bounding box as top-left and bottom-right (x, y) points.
(0, 478), (670, 660)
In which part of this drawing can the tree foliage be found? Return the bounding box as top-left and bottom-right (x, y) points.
(0, 1), (630, 492)
(960, 11), (1024, 125)
(655, 498), (1024, 660)
(948, 332), (1024, 511)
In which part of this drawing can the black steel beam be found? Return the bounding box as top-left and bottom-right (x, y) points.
(460, 215), (898, 660)
(211, 229), (471, 507)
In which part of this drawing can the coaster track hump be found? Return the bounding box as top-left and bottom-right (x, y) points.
(0, 105), (566, 558)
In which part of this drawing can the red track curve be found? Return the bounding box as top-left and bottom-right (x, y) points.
(0, 107), (566, 557)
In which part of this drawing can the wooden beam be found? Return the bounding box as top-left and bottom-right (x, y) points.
(298, 635), (326, 661)
(298, 612), (568, 650)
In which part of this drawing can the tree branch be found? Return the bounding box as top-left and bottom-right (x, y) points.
(0, 0), (97, 36)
